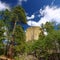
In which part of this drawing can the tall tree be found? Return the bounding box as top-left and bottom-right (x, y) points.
(44, 22), (54, 33)
(0, 20), (6, 55)
(1, 6), (27, 59)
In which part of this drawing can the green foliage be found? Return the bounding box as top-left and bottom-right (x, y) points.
(25, 22), (60, 59)
(0, 20), (5, 40)
(43, 22), (54, 33)
(0, 6), (27, 57)
(0, 20), (6, 55)
(11, 6), (27, 24)
(14, 25), (26, 54)
(0, 5), (60, 60)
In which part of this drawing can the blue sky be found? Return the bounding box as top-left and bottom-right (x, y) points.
(0, 0), (60, 29)
(0, 0), (60, 15)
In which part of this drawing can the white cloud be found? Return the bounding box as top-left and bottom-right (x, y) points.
(0, 1), (10, 11)
(18, 0), (27, 5)
(44, 31), (48, 36)
(27, 21), (40, 26)
(39, 5), (60, 24)
(43, 29), (48, 36)
(27, 5), (60, 26)
(27, 15), (35, 20)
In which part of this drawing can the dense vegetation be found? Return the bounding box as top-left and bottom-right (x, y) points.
(0, 6), (27, 59)
(25, 22), (60, 60)
(0, 6), (60, 60)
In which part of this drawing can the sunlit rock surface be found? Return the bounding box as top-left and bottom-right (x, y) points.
(26, 26), (43, 41)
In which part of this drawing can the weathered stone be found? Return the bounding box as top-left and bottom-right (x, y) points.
(26, 26), (43, 41)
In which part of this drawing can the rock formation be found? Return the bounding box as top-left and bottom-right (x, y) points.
(26, 26), (43, 41)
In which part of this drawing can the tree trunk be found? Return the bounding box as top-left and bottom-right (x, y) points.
(7, 20), (17, 59)
(54, 40), (59, 60)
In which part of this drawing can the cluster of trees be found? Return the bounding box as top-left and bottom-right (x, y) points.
(0, 6), (27, 59)
(0, 5), (60, 60)
(25, 22), (60, 60)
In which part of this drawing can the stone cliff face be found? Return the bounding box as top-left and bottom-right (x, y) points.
(26, 26), (42, 41)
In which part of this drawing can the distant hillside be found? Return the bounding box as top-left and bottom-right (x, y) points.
(26, 26), (43, 41)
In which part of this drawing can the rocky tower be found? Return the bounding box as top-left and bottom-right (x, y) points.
(26, 26), (43, 41)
